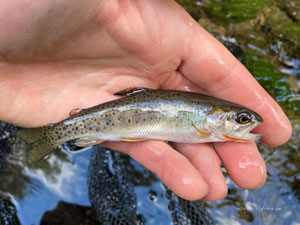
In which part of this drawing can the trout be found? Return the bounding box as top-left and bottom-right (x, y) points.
(19, 87), (263, 161)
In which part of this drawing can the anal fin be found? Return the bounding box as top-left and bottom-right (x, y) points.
(114, 87), (150, 96)
(121, 137), (147, 142)
(75, 137), (105, 147)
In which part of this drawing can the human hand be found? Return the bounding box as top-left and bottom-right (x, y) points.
(0, 0), (291, 201)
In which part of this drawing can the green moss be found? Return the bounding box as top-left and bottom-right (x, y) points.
(280, 25), (300, 46)
(206, 0), (272, 25)
(243, 52), (300, 115)
(243, 52), (291, 101)
(222, 0), (271, 22)
(264, 6), (300, 47)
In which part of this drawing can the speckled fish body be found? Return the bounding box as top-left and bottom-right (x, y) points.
(19, 88), (263, 161)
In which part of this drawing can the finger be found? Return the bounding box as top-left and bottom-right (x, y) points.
(177, 20), (291, 146)
(102, 140), (208, 201)
(214, 142), (266, 188)
(172, 142), (227, 201)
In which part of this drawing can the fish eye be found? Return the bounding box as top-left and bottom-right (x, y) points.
(235, 111), (252, 124)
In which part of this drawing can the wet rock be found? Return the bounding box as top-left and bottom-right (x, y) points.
(40, 201), (98, 225)
(198, 18), (226, 36)
(262, 5), (300, 48)
(285, 0), (300, 23)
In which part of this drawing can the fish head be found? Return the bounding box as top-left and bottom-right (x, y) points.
(206, 106), (263, 142)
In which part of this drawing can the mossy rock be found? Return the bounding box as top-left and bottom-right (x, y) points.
(175, 0), (206, 21)
(243, 52), (291, 101)
(285, 0), (300, 23)
(262, 5), (300, 48)
(198, 18), (226, 36)
(243, 52), (299, 115)
(206, 0), (272, 25)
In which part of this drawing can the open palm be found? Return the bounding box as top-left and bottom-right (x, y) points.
(0, 0), (291, 201)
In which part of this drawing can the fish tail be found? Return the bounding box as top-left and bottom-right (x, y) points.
(17, 128), (59, 162)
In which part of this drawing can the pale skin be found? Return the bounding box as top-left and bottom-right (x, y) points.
(0, 0), (292, 201)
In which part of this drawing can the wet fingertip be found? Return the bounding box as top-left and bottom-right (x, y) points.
(215, 142), (267, 190)
(234, 164), (267, 189)
(231, 156), (267, 189)
(182, 180), (209, 201)
(256, 101), (293, 147)
(203, 180), (228, 201)
(260, 123), (292, 147)
(167, 174), (209, 201)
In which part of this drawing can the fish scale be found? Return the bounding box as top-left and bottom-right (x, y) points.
(18, 87), (263, 162)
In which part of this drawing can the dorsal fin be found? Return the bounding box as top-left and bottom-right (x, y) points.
(114, 87), (151, 96)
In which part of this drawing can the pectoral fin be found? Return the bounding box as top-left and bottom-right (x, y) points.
(114, 87), (150, 96)
(192, 124), (211, 137)
(75, 137), (105, 147)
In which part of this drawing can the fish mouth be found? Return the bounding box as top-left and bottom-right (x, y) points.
(239, 121), (262, 141)
(223, 121), (262, 141)
(244, 132), (262, 141)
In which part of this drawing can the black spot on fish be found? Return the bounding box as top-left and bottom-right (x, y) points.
(128, 119), (131, 123)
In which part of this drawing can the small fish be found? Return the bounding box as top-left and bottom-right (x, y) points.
(18, 87), (263, 162)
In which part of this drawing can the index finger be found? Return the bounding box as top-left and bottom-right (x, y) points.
(178, 22), (291, 146)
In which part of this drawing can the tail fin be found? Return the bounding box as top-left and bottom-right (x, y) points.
(17, 128), (59, 162)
